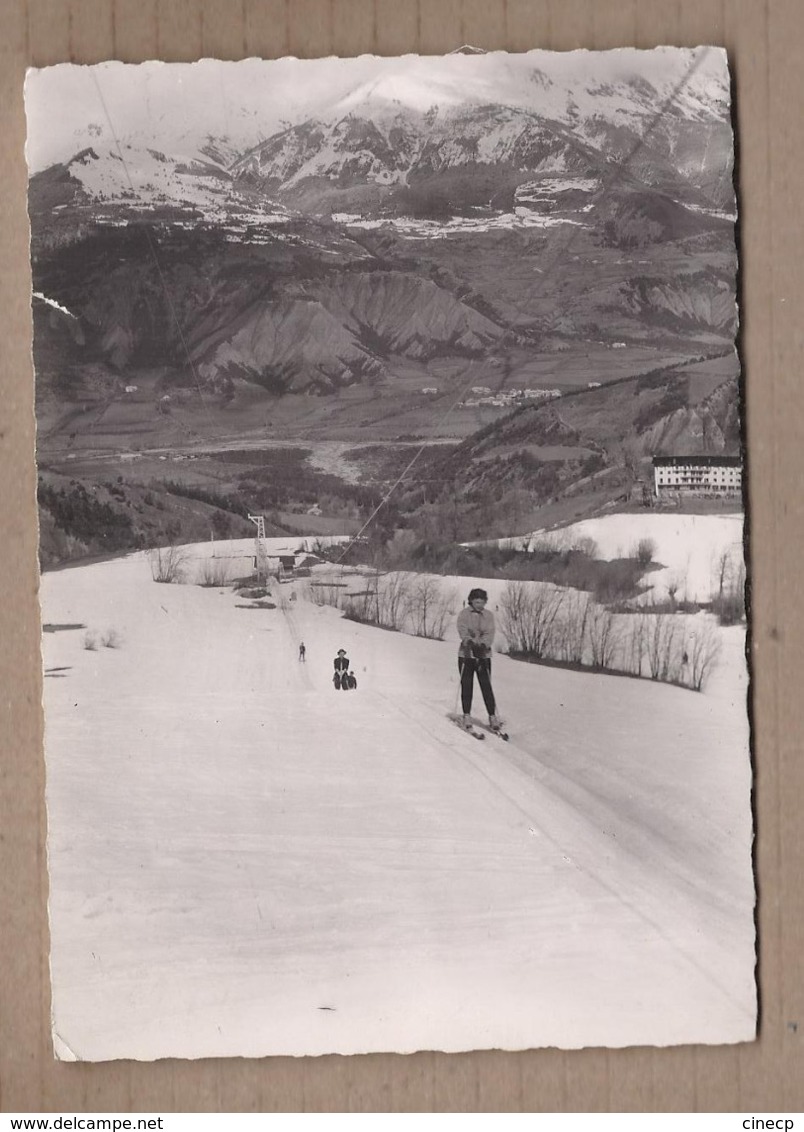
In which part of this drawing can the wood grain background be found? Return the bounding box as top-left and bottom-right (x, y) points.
(1, 0), (801, 1113)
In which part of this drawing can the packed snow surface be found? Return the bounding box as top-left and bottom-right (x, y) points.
(41, 543), (754, 1060)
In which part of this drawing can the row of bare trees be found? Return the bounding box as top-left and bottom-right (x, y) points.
(498, 581), (722, 692)
(307, 571), (457, 641)
(147, 547), (244, 587)
(309, 571), (722, 691)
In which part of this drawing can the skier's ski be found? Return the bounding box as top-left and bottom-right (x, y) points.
(448, 714), (486, 741)
(470, 718), (510, 741)
(454, 720), (486, 741)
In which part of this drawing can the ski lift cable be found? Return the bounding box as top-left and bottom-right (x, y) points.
(502, 48), (716, 330)
(89, 74), (304, 554)
(331, 47), (715, 568)
(465, 45), (717, 406)
(89, 72), (239, 467)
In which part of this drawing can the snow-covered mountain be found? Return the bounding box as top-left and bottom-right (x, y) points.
(230, 63), (731, 216)
(30, 143), (296, 237)
(28, 48), (738, 430)
(29, 47), (734, 231)
(217, 49), (730, 208)
(26, 49), (729, 172)
(231, 100), (609, 209)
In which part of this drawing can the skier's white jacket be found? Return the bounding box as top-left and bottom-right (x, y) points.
(456, 606), (496, 658)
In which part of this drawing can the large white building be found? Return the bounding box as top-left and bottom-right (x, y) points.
(652, 455), (742, 497)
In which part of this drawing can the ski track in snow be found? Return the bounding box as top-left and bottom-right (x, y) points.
(41, 545), (755, 1059)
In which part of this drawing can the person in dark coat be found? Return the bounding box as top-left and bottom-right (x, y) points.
(333, 648), (349, 690)
(346, 671), (357, 690)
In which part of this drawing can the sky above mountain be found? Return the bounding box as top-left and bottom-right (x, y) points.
(25, 46), (729, 174)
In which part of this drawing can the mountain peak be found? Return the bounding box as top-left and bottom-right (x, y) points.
(329, 73), (469, 120)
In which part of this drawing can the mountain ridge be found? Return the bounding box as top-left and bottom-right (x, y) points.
(29, 54), (740, 546)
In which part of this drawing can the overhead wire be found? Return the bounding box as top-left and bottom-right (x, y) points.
(330, 47), (716, 568)
(91, 72), (220, 423)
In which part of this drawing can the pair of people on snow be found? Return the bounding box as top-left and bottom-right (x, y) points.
(456, 588), (503, 733)
(333, 649), (357, 691)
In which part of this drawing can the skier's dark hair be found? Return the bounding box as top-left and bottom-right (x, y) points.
(468, 588), (488, 603)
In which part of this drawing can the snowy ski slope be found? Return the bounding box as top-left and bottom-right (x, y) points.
(40, 549), (754, 1059)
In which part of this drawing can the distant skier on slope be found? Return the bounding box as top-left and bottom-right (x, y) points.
(456, 588), (503, 733)
(298, 642), (306, 662)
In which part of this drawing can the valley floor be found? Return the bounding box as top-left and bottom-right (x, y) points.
(40, 547), (755, 1060)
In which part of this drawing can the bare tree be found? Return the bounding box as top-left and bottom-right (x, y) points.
(632, 537), (657, 567)
(198, 556), (233, 587)
(644, 609), (683, 682)
(344, 584), (379, 625)
(148, 545), (186, 584)
(498, 580), (531, 651)
(409, 576), (456, 640)
(665, 573), (680, 611)
(622, 436), (643, 484)
(572, 535), (599, 559)
(686, 622), (722, 691)
(588, 604), (620, 669)
(618, 615), (643, 676)
(557, 590), (591, 664)
(383, 530), (418, 570)
(713, 553), (746, 625)
(713, 548), (732, 601)
(499, 581), (565, 658)
(429, 585), (458, 641)
(377, 571), (413, 631)
(307, 575), (347, 609)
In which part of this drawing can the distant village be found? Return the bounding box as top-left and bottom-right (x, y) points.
(421, 383), (602, 408)
(461, 386), (562, 408)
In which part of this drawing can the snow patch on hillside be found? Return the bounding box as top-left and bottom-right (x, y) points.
(67, 145), (295, 233)
(505, 512), (744, 602)
(337, 210), (585, 238)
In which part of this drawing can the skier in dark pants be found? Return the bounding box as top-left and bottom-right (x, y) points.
(456, 588), (503, 732)
(299, 642), (306, 662)
(333, 648), (349, 690)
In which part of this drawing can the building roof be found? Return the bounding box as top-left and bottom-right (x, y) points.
(652, 455), (741, 467)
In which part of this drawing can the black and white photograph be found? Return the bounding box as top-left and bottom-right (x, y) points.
(26, 47), (753, 1061)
